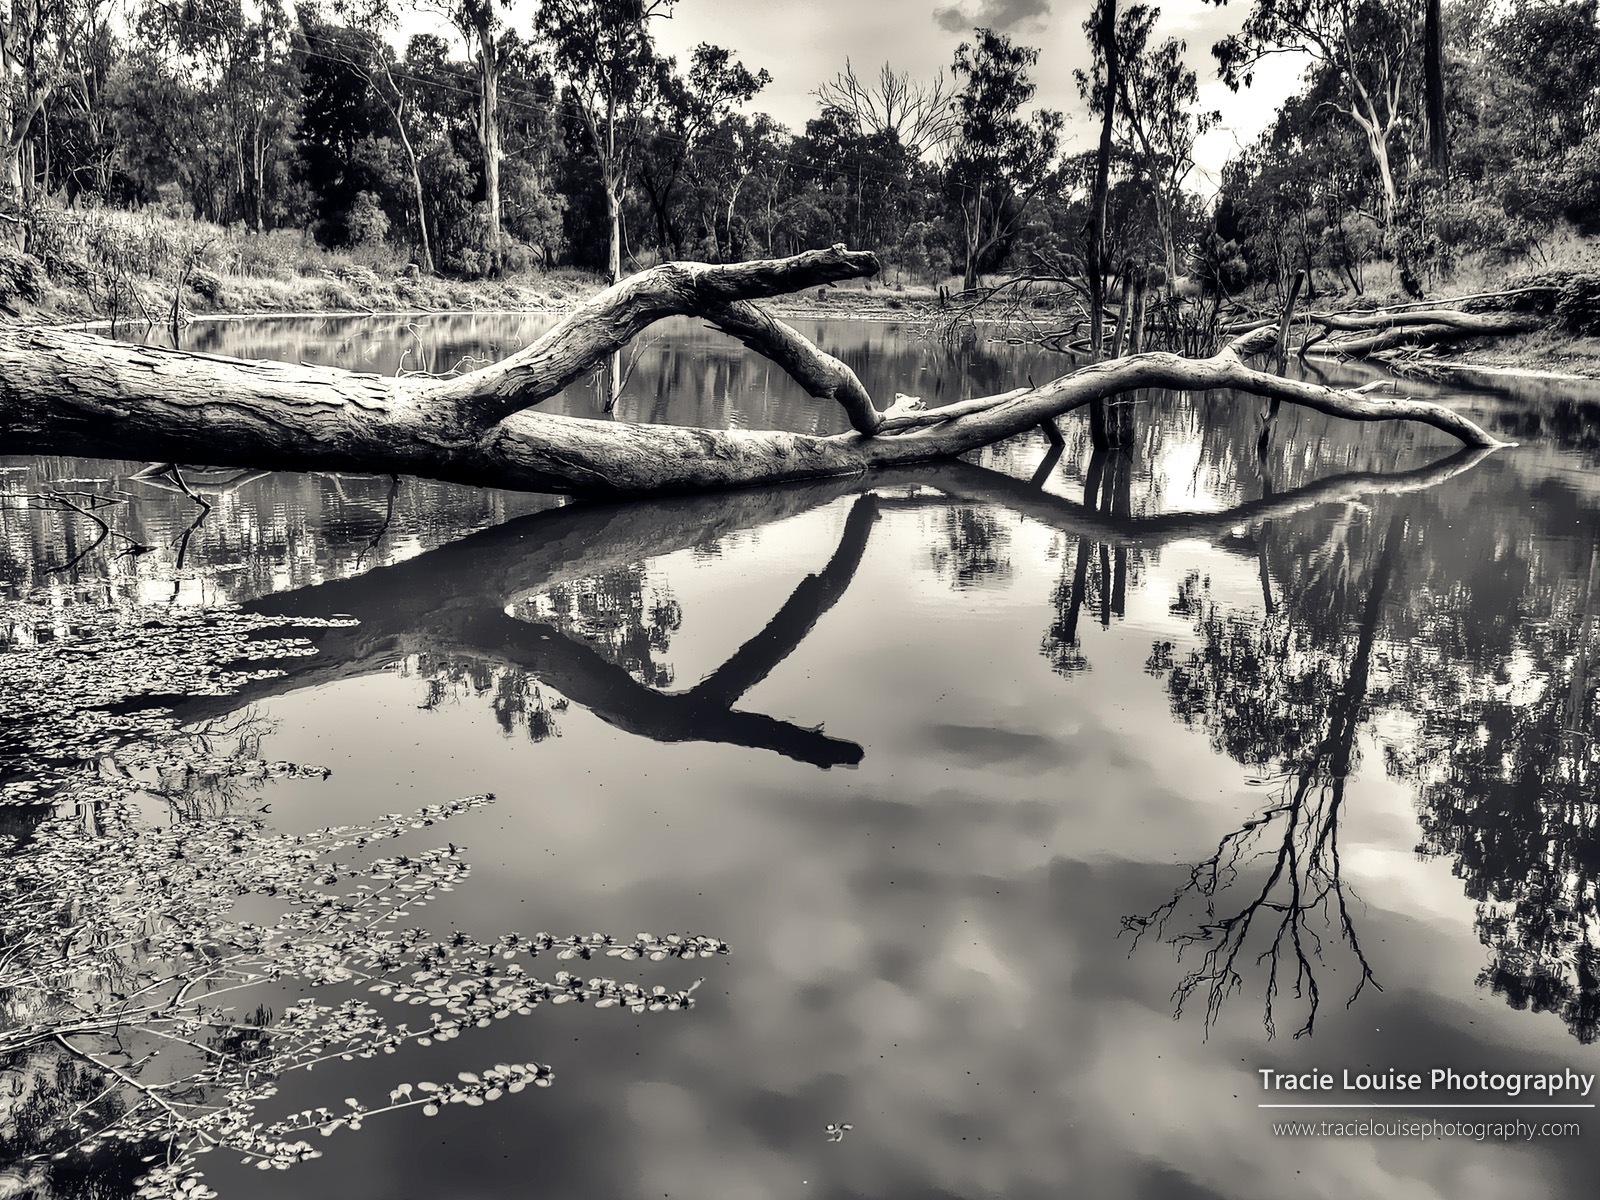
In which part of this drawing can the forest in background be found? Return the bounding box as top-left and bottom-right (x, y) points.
(1, 0), (1598, 312)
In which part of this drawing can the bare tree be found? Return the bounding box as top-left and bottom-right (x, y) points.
(814, 58), (958, 160)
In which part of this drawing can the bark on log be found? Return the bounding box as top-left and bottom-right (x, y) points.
(0, 248), (1508, 499)
(1231, 306), (1547, 360)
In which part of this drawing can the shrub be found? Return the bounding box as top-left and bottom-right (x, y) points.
(0, 246), (49, 306)
(1555, 272), (1600, 334)
(346, 191), (389, 248)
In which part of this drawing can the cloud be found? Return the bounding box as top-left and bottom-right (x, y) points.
(933, 0), (1052, 35)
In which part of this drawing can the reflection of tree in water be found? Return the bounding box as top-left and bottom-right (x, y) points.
(1135, 512), (1403, 1037)
(1162, 577), (1349, 774)
(1395, 542), (1600, 1043)
(511, 565), (682, 688)
(928, 506), (1012, 589)
(1143, 478), (1600, 1043)
(0, 1044), (146, 1199)
(1041, 451), (1144, 676)
(403, 654), (570, 742)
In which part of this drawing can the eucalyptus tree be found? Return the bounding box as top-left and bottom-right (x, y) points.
(1109, 4), (1217, 286)
(427, 0), (510, 272)
(1424, 0), (1445, 170)
(635, 41), (769, 260)
(536, 0), (676, 283)
(1206, 0), (1422, 288)
(38, 7), (117, 201)
(945, 27), (1062, 293)
(125, 0), (300, 231)
(311, 0), (437, 271)
(0, 0), (115, 223)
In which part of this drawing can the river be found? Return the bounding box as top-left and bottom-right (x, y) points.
(2, 314), (1598, 1199)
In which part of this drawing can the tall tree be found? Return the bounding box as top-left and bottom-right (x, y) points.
(131, 0), (300, 232)
(41, 6), (118, 201)
(1082, 0), (1118, 391)
(1424, 0), (1446, 171)
(313, 0), (436, 271)
(945, 27), (1062, 293)
(636, 41), (768, 260)
(430, 0), (508, 272)
(537, 0), (675, 283)
(1208, 0), (1421, 285)
(0, 0), (113, 220)
(1110, 4), (1217, 286)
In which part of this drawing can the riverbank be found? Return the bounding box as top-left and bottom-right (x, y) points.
(1375, 327), (1600, 381)
(0, 230), (947, 331)
(14, 226), (1600, 384)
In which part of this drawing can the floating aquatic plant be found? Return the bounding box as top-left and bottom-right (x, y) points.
(0, 599), (729, 1196)
(0, 600), (355, 808)
(0, 792), (726, 1195)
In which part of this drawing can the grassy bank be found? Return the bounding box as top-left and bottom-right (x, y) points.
(0, 207), (609, 323)
(0, 206), (952, 329)
(16, 205), (1591, 380)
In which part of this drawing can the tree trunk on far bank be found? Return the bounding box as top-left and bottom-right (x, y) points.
(475, 27), (503, 275)
(1088, 0), (1119, 447)
(607, 183), (623, 285)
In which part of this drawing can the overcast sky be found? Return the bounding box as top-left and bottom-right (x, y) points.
(637, 0), (1308, 191)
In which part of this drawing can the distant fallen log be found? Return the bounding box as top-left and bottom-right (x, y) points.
(1224, 290), (1550, 362)
(0, 247), (1507, 498)
(1298, 308), (1545, 357)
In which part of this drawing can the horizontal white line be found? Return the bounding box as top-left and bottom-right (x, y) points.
(1258, 1104), (1595, 1109)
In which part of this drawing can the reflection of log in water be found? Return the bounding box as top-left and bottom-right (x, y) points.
(166, 452), (1487, 775)
(175, 482), (876, 767)
(1129, 512), (1404, 1038)
(448, 496), (880, 767)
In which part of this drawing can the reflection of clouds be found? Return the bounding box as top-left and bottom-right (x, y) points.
(216, 486), (1599, 1200)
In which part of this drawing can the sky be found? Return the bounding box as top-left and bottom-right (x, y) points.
(622, 0), (1307, 191)
(404, 1), (1311, 192)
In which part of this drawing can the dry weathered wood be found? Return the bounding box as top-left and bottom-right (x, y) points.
(1222, 302), (1546, 361)
(429, 244), (883, 428)
(1304, 311), (1543, 356)
(0, 247), (1509, 498)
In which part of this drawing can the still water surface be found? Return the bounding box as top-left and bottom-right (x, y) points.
(4, 314), (1600, 1198)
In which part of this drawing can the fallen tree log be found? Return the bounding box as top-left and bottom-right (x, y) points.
(0, 246), (1507, 497)
(1298, 308), (1544, 357)
(1225, 302), (1547, 361)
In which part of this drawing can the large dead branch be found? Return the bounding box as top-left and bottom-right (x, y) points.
(1227, 294), (1548, 361)
(1299, 309), (1544, 357)
(0, 248), (1507, 498)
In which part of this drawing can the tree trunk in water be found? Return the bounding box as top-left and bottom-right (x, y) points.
(1087, 0), (1119, 449)
(0, 247), (1507, 500)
